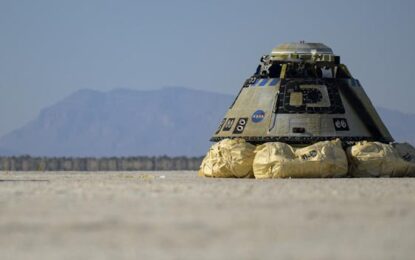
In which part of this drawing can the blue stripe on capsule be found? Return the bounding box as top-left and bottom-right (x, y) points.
(259, 79), (269, 87)
(269, 78), (279, 86)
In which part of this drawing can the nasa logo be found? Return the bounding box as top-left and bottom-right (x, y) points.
(252, 110), (265, 123)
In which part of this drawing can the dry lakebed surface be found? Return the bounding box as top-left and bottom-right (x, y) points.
(0, 171), (414, 260)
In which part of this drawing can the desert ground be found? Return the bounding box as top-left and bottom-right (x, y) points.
(0, 171), (414, 260)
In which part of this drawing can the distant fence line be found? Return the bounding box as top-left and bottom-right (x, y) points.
(0, 156), (204, 171)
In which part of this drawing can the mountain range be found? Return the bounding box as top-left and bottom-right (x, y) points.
(0, 87), (413, 156)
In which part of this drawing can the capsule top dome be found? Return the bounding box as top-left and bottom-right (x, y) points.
(271, 42), (335, 62)
(272, 42), (333, 55)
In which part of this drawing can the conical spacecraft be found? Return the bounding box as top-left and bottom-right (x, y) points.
(211, 42), (393, 145)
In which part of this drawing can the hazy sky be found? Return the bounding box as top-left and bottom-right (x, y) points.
(1, 0), (414, 137)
